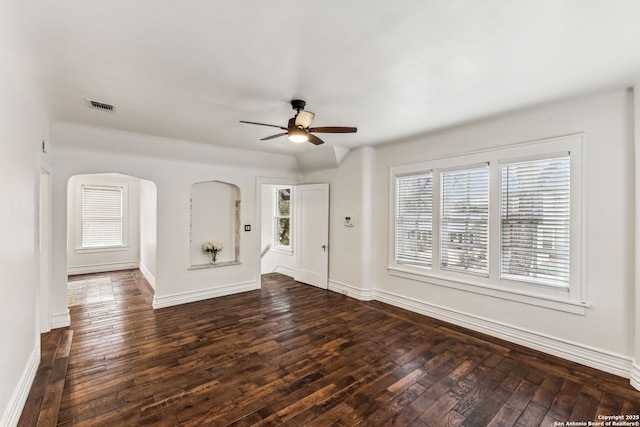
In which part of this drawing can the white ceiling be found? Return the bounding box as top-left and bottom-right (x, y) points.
(7, 1), (640, 155)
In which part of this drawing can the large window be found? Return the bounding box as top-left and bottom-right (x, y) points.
(274, 187), (292, 250)
(395, 173), (433, 267)
(440, 166), (489, 275)
(81, 185), (124, 248)
(501, 157), (570, 287)
(389, 135), (584, 313)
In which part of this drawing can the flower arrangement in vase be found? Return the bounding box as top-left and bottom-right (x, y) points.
(202, 241), (223, 263)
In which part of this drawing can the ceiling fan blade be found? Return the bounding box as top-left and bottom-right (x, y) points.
(260, 133), (287, 141)
(240, 120), (287, 130)
(308, 126), (357, 133)
(307, 134), (325, 145)
(295, 111), (315, 128)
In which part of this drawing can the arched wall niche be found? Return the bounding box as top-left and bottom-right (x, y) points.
(189, 180), (241, 268)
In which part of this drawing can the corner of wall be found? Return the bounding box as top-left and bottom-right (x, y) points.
(0, 344), (39, 427)
(360, 146), (376, 290)
(333, 146), (351, 166)
(51, 310), (71, 329)
(328, 280), (375, 301)
(139, 261), (157, 289)
(630, 362), (640, 391)
(633, 83), (640, 391)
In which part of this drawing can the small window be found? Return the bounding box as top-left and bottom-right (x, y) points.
(440, 166), (490, 276)
(395, 173), (433, 267)
(274, 187), (291, 249)
(81, 185), (124, 248)
(501, 156), (570, 287)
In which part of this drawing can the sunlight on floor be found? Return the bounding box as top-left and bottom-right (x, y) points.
(67, 276), (115, 307)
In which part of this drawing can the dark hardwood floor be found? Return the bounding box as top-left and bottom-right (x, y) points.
(28, 270), (640, 426)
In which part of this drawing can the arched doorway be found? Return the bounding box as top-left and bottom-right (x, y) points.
(65, 173), (158, 303)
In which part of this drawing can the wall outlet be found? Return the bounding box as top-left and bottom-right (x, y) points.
(344, 216), (354, 227)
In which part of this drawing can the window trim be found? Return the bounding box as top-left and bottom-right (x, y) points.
(388, 134), (587, 315)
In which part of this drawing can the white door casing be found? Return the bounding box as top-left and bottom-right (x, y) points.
(294, 183), (329, 289)
(39, 166), (51, 333)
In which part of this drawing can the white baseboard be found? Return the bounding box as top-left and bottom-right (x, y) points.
(630, 363), (640, 390)
(273, 265), (294, 277)
(68, 261), (139, 275)
(153, 280), (258, 309)
(51, 310), (71, 329)
(329, 280), (375, 301)
(375, 288), (633, 380)
(1, 344), (39, 427)
(138, 261), (156, 289)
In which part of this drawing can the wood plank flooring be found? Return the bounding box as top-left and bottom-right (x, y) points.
(18, 328), (73, 427)
(45, 270), (640, 426)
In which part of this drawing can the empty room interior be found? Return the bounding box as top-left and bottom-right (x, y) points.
(4, 1), (640, 426)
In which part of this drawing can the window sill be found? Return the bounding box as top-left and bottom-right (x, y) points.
(387, 265), (589, 315)
(75, 245), (129, 254)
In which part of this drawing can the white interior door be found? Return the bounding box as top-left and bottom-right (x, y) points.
(294, 183), (329, 289)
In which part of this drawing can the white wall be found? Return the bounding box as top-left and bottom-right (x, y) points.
(633, 84), (640, 389)
(368, 89), (635, 376)
(0, 6), (49, 426)
(303, 89), (637, 380)
(139, 179), (157, 288)
(66, 174), (141, 275)
(50, 122), (301, 315)
(260, 185), (295, 276)
(304, 147), (376, 298)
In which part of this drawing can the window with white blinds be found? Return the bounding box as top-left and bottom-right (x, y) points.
(440, 166), (490, 275)
(501, 156), (570, 287)
(395, 173), (433, 267)
(81, 185), (124, 248)
(390, 135), (583, 311)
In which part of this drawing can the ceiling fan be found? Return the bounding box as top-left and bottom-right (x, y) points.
(240, 99), (357, 145)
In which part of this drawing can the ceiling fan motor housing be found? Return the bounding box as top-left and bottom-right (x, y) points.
(291, 99), (306, 111)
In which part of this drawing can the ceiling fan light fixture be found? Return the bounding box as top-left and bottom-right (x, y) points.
(240, 99), (356, 146)
(288, 128), (309, 143)
(295, 110), (315, 128)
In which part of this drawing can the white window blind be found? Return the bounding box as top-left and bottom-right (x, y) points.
(395, 173), (433, 267)
(501, 156), (570, 287)
(440, 166), (489, 275)
(82, 185), (123, 248)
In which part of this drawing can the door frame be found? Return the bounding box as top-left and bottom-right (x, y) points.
(255, 177), (299, 289)
(38, 153), (52, 333)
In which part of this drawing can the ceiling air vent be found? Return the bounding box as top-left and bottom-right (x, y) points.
(87, 99), (116, 113)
